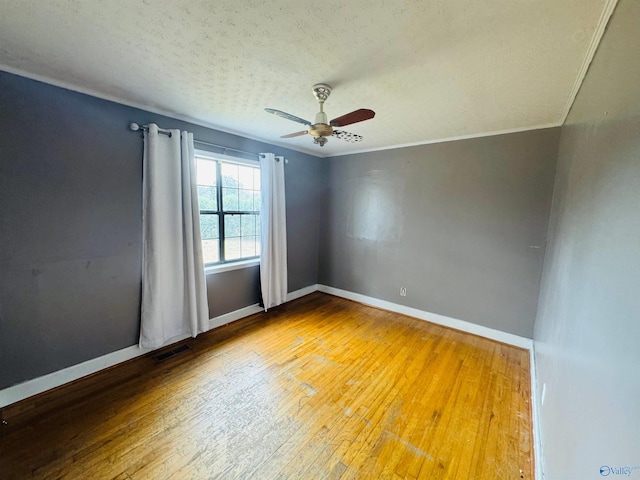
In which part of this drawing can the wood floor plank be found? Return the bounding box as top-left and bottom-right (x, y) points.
(0, 292), (533, 479)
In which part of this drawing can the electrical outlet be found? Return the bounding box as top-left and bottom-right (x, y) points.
(400, 287), (407, 296)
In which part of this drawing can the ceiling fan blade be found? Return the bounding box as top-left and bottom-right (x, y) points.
(265, 108), (312, 126)
(333, 130), (363, 143)
(281, 130), (308, 139)
(330, 109), (375, 127)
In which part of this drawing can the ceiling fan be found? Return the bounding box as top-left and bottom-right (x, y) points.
(265, 84), (375, 147)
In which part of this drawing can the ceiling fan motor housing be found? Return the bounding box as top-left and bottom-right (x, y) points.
(309, 122), (333, 138)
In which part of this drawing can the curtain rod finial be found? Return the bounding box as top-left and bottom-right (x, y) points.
(129, 122), (141, 132)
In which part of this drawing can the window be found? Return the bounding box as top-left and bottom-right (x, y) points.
(196, 152), (260, 266)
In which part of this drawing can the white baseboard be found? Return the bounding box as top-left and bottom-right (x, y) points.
(0, 342), (150, 410)
(286, 284), (319, 302)
(0, 286), (316, 409)
(317, 285), (533, 349)
(530, 344), (544, 480)
(208, 304), (263, 330)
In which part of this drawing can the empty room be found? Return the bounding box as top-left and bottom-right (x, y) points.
(0, 1), (638, 479)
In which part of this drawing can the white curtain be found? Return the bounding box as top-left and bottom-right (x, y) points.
(140, 124), (209, 348)
(260, 153), (288, 310)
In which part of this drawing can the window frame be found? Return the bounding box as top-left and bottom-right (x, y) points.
(195, 150), (261, 273)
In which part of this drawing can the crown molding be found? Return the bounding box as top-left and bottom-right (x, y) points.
(560, 0), (619, 123)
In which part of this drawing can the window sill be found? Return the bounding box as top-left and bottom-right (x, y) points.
(205, 259), (260, 275)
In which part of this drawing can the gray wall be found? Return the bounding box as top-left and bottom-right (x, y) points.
(319, 129), (560, 338)
(0, 71), (322, 389)
(533, 1), (640, 478)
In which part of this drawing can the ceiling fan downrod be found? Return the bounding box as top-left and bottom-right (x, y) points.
(310, 84), (333, 144)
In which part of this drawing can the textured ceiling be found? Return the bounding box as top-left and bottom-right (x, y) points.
(0, 0), (611, 157)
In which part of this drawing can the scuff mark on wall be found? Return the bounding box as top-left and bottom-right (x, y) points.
(346, 169), (405, 243)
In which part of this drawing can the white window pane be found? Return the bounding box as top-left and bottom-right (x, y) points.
(238, 165), (254, 189)
(224, 215), (241, 237)
(252, 166), (259, 185)
(239, 189), (253, 211)
(222, 188), (238, 210)
(200, 214), (219, 239)
(202, 239), (219, 264)
(241, 236), (258, 258)
(241, 215), (256, 236)
(196, 158), (217, 186)
(225, 237), (242, 260)
(221, 162), (239, 187)
(198, 186), (217, 211)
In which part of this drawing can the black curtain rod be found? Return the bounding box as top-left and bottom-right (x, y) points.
(128, 122), (261, 159)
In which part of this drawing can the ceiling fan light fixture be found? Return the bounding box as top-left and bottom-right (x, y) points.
(313, 136), (328, 147)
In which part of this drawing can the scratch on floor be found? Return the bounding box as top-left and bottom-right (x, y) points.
(312, 354), (338, 366)
(295, 383), (318, 414)
(300, 383), (317, 396)
(350, 410), (372, 426)
(383, 430), (434, 461)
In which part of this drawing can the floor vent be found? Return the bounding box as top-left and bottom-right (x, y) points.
(153, 343), (192, 362)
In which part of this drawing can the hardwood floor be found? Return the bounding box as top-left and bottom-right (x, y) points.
(0, 293), (533, 479)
